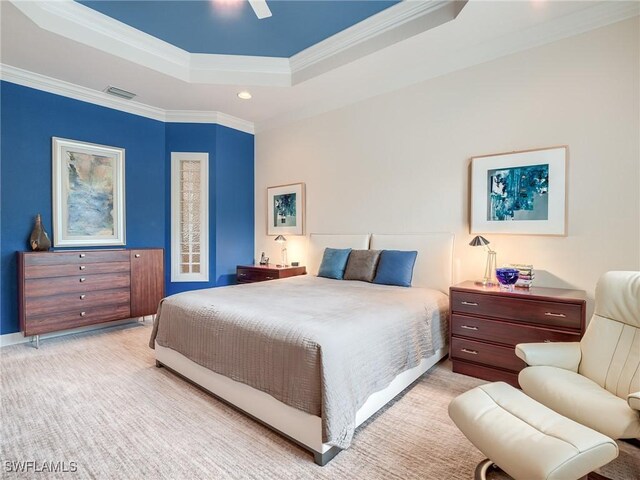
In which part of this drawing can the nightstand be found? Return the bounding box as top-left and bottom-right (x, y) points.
(449, 281), (586, 387)
(236, 264), (307, 284)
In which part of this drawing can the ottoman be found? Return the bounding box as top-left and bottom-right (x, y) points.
(449, 382), (619, 480)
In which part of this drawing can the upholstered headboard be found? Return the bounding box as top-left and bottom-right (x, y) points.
(369, 233), (454, 294)
(307, 232), (454, 294)
(307, 234), (371, 276)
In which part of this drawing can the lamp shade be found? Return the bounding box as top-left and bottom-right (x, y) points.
(469, 235), (490, 247)
(274, 235), (287, 243)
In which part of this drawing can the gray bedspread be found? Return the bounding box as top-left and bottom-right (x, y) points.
(149, 275), (448, 449)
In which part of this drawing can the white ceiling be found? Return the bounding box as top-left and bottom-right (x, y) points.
(1, 1), (638, 133)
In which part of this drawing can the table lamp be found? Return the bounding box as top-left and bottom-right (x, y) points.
(470, 235), (496, 286)
(274, 235), (287, 267)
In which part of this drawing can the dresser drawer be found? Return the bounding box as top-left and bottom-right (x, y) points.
(450, 291), (582, 329)
(24, 250), (130, 267)
(25, 288), (131, 317)
(24, 261), (131, 279)
(24, 304), (131, 336)
(451, 337), (526, 372)
(451, 314), (581, 347)
(237, 268), (278, 283)
(25, 272), (131, 297)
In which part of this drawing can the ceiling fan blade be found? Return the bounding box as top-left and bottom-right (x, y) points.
(248, 0), (272, 19)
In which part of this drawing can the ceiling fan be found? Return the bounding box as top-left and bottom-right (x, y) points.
(248, 0), (272, 19)
(213, 0), (272, 20)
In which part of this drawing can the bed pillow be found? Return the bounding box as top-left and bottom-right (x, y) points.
(373, 250), (418, 287)
(343, 249), (381, 282)
(317, 248), (352, 280)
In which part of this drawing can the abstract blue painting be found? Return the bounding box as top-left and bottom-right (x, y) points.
(487, 164), (549, 221)
(273, 193), (297, 227)
(267, 183), (304, 235)
(53, 137), (125, 246)
(66, 152), (115, 235)
(471, 146), (566, 235)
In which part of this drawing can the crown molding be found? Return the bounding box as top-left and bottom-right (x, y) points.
(10, 0), (289, 87)
(215, 112), (256, 134)
(164, 110), (255, 134)
(289, 0), (466, 83)
(6, 1), (636, 137)
(0, 64), (255, 134)
(0, 63), (167, 121)
(256, 1), (640, 133)
(12, 0), (192, 82)
(10, 0), (465, 88)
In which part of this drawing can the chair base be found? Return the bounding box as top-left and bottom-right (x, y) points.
(473, 458), (612, 480)
(474, 459), (497, 480)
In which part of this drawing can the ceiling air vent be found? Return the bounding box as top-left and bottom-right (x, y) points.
(103, 86), (136, 100)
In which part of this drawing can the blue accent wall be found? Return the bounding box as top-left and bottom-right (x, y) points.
(0, 81), (254, 335)
(215, 125), (255, 286)
(164, 123), (254, 295)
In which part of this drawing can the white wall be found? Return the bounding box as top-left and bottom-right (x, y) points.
(255, 18), (640, 308)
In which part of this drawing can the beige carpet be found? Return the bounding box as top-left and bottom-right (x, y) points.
(1, 323), (638, 479)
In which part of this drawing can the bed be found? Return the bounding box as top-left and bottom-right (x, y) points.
(150, 233), (454, 465)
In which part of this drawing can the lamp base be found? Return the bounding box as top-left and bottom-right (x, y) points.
(480, 251), (498, 288)
(475, 279), (498, 287)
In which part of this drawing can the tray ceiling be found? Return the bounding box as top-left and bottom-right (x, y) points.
(79, 0), (401, 58)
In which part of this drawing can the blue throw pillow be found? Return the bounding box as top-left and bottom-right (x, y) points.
(373, 250), (418, 287)
(317, 248), (352, 280)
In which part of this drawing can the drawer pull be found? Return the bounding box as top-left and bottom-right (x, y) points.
(544, 339), (551, 343)
(80, 311), (86, 317)
(80, 294), (86, 300)
(79, 265), (86, 270)
(79, 277), (86, 282)
(461, 301), (478, 306)
(134, 254), (141, 258)
(544, 312), (566, 318)
(461, 348), (478, 355)
(238, 273), (247, 277)
(79, 253), (85, 258)
(461, 325), (478, 331)
(265, 276), (275, 280)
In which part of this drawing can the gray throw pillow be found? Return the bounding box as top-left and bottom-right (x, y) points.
(343, 250), (382, 282)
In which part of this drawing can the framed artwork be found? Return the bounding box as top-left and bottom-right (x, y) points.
(470, 146), (567, 236)
(267, 183), (304, 235)
(52, 137), (126, 247)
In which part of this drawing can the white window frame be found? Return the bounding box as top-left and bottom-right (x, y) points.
(171, 152), (209, 282)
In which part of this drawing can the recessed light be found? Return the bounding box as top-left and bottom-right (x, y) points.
(237, 91), (252, 100)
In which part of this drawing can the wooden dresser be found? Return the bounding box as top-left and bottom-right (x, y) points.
(236, 264), (306, 284)
(18, 249), (164, 342)
(449, 281), (586, 387)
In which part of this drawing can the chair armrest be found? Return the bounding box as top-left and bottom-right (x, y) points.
(515, 342), (581, 372)
(628, 392), (640, 411)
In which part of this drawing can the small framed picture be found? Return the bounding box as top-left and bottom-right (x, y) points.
(52, 137), (126, 247)
(470, 146), (567, 236)
(267, 183), (304, 235)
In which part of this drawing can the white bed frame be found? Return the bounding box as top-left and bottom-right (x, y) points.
(155, 232), (454, 465)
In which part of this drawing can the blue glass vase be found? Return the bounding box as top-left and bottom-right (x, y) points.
(496, 268), (519, 291)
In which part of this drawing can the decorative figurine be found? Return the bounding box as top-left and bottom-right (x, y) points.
(259, 252), (269, 265)
(29, 213), (51, 251)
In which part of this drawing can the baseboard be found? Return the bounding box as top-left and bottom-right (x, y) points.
(0, 332), (26, 347)
(0, 317), (152, 347)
